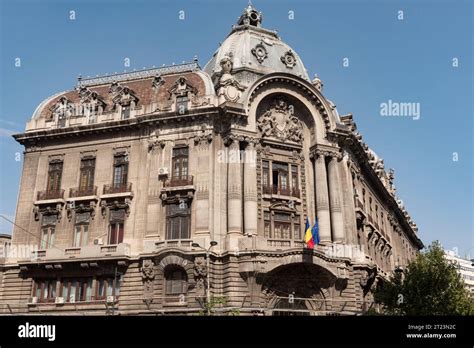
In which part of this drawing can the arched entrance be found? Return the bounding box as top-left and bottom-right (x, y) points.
(272, 298), (310, 316)
(260, 262), (334, 316)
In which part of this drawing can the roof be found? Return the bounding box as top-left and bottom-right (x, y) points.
(204, 4), (310, 82)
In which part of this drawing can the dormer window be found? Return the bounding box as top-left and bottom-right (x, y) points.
(121, 105), (130, 119)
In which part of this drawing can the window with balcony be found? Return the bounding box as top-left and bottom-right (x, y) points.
(274, 212), (291, 239)
(264, 211), (301, 240)
(272, 162), (289, 195)
(172, 147), (189, 181)
(40, 215), (57, 249)
(113, 154), (128, 190)
(78, 158), (95, 195)
(47, 161), (63, 194)
(33, 279), (56, 303)
(166, 203), (190, 240)
(165, 266), (187, 295)
(96, 277), (120, 300)
(262, 160), (299, 197)
(73, 213), (90, 247)
(61, 278), (93, 302)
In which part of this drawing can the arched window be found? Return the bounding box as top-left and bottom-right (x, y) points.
(165, 266), (188, 295)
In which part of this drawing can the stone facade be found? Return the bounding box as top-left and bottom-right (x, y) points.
(0, 4), (422, 315)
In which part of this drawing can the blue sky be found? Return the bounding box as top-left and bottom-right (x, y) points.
(0, 0), (472, 256)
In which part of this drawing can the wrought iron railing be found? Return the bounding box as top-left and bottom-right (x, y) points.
(69, 186), (97, 197)
(37, 189), (64, 201)
(103, 183), (132, 194)
(163, 175), (194, 187)
(263, 185), (300, 198)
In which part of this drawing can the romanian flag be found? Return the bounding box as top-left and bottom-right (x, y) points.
(304, 217), (314, 249)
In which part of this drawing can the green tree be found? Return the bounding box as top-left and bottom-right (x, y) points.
(374, 241), (473, 315)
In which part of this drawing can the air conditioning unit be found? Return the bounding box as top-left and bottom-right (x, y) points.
(27, 297), (38, 305)
(93, 238), (104, 245)
(55, 297), (65, 304)
(69, 295), (75, 303)
(106, 296), (115, 304)
(158, 167), (169, 176)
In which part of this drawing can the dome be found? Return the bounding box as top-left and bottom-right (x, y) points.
(204, 4), (310, 84)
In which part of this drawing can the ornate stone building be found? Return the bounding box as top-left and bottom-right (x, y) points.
(0, 5), (422, 315)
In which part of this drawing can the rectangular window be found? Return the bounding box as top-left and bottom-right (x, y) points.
(34, 279), (56, 303)
(73, 224), (89, 247)
(172, 147), (189, 179)
(96, 277), (120, 300)
(262, 161), (270, 192)
(272, 162), (289, 195)
(74, 212), (90, 247)
(293, 216), (301, 240)
(166, 203), (190, 240)
(109, 222), (124, 245)
(291, 165), (298, 196)
(113, 154), (128, 188)
(79, 158), (95, 192)
(274, 212), (291, 239)
(47, 161), (63, 193)
(40, 226), (55, 249)
(61, 278), (93, 302)
(264, 211), (271, 238)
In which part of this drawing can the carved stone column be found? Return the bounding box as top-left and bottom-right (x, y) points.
(227, 137), (242, 245)
(243, 140), (258, 236)
(194, 137), (212, 235)
(314, 153), (331, 243)
(328, 156), (345, 243)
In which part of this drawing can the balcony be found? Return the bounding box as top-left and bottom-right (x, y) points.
(103, 183), (132, 195)
(267, 239), (306, 248)
(37, 189), (64, 201)
(69, 186), (97, 198)
(144, 239), (193, 253)
(163, 175), (194, 188)
(26, 243), (131, 263)
(263, 185), (300, 198)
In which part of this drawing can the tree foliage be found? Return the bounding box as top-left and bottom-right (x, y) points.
(374, 241), (473, 315)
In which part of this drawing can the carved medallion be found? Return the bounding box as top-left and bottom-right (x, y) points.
(281, 50), (297, 68)
(251, 42), (268, 63)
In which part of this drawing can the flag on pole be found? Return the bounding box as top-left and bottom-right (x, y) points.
(304, 217), (314, 249)
(312, 218), (320, 245)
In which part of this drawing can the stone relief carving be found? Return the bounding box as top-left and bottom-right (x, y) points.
(257, 97), (303, 142)
(311, 74), (323, 92)
(66, 201), (96, 222)
(141, 259), (155, 301)
(217, 53), (246, 104)
(193, 257), (207, 297)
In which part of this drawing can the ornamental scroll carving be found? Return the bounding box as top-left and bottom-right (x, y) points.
(141, 259), (155, 301)
(193, 256), (207, 297)
(257, 97), (303, 142)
